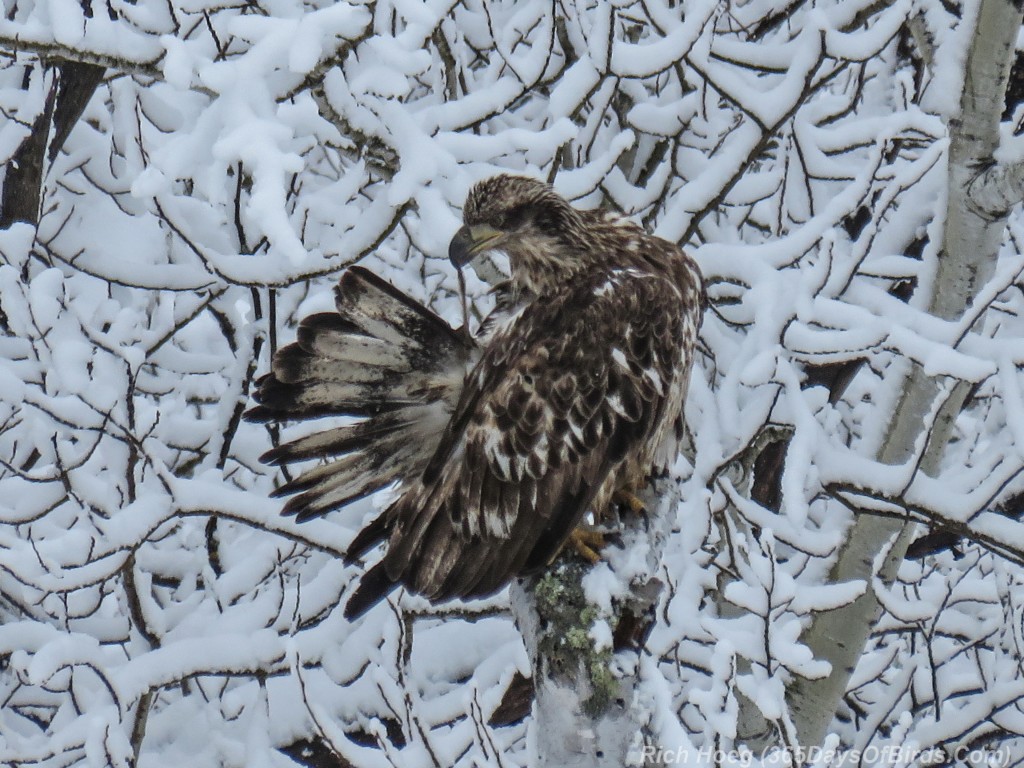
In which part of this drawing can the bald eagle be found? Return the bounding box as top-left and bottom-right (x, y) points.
(246, 175), (703, 618)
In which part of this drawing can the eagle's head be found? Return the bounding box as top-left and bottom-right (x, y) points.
(449, 175), (591, 294)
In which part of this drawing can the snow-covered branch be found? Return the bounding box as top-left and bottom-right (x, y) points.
(779, 0), (1024, 749)
(3, 0), (1024, 765)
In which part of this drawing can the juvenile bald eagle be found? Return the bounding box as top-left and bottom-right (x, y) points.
(247, 175), (703, 618)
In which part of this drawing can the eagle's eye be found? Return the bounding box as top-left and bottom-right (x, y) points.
(497, 205), (532, 232)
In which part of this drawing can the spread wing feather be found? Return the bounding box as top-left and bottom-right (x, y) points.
(246, 267), (475, 524)
(344, 267), (685, 615)
(247, 266), (473, 422)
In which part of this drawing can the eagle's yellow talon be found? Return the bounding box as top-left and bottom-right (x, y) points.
(614, 489), (647, 515)
(569, 528), (606, 564)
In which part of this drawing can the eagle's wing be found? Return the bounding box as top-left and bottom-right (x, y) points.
(246, 267), (475, 521)
(344, 265), (688, 617)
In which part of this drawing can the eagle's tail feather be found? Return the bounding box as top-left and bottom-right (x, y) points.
(276, 428), (415, 522)
(246, 266), (473, 422)
(260, 410), (414, 466)
(246, 267), (475, 538)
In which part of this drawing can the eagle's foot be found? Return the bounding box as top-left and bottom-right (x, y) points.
(568, 528), (606, 564)
(613, 488), (647, 515)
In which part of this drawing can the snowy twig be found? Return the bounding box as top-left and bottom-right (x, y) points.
(0, 33), (164, 78)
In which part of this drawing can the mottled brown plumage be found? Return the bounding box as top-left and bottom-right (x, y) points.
(247, 175), (703, 618)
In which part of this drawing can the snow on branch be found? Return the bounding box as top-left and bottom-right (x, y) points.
(2, 0), (1024, 766)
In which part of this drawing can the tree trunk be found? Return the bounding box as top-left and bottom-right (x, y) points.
(510, 476), (681, 767)
(779, 0), (1024, 748)
(1, 61), (105, 229)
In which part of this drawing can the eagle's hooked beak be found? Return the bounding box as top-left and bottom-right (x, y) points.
(449, 224), (504, 269)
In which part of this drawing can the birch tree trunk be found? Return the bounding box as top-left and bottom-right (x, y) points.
(779, 0), (1024, 748)
(510, 476), (681, 767)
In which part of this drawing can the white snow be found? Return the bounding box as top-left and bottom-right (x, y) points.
(1, 0), (1023, 766)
